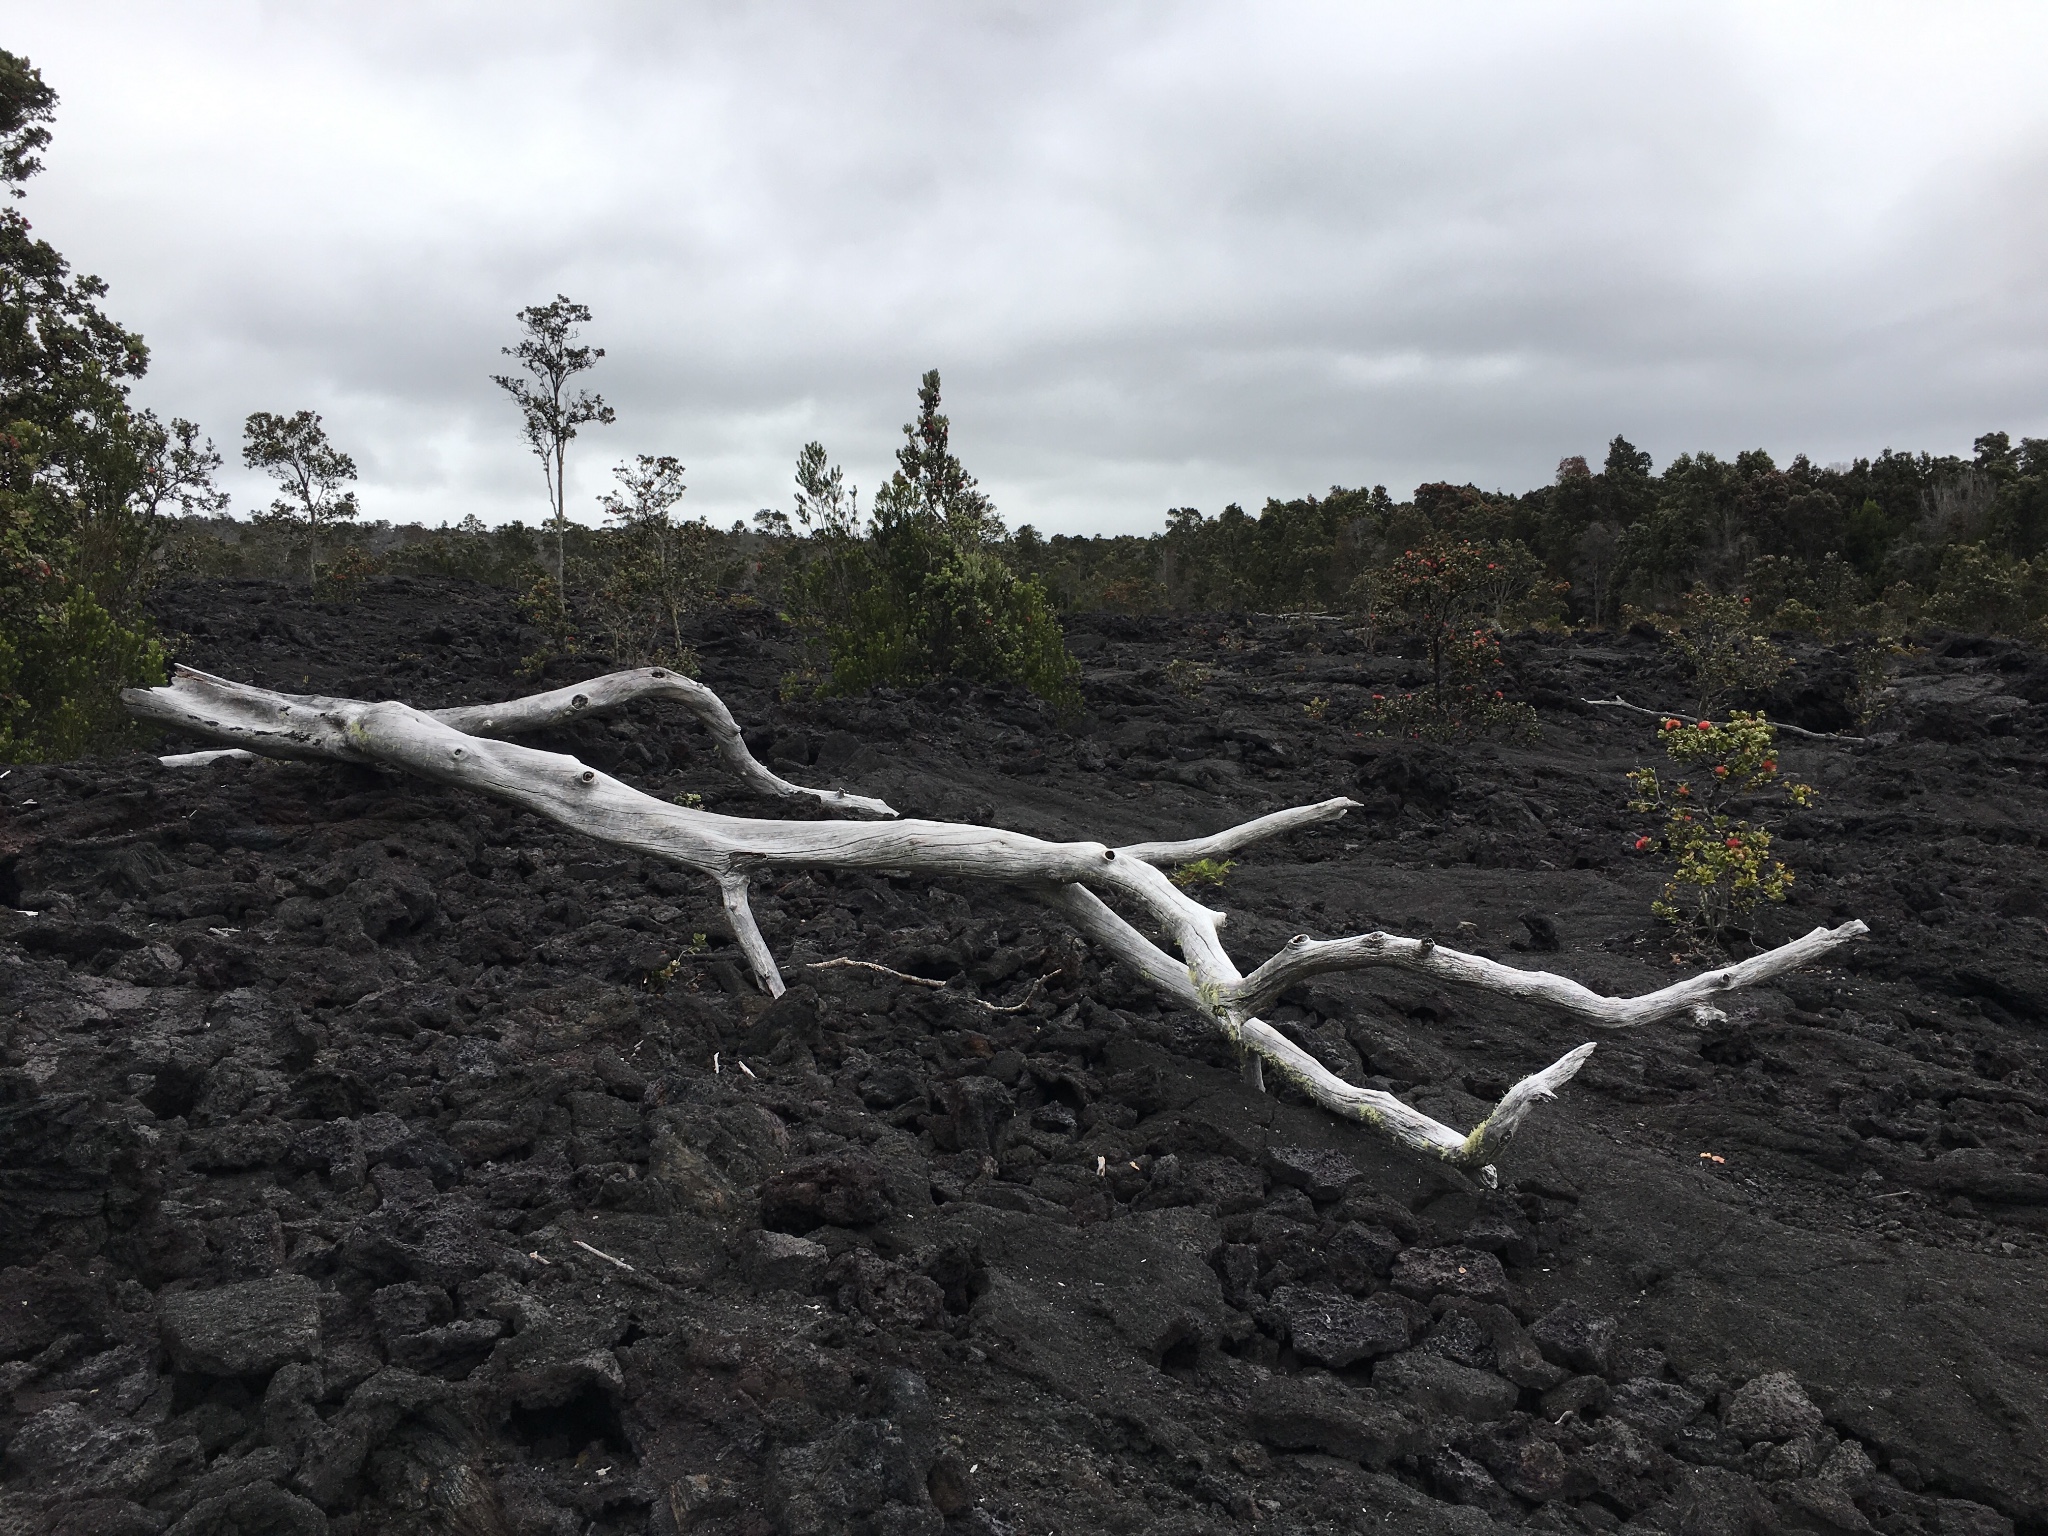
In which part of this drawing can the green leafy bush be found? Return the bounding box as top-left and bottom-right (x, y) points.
(1627, 712), (1815, 946)
(313, 544), (381, 603)
(515, 574), (577, 676)
(783, 373), (1080, 712)
(1163, 657), (1213, 697)
(0, 51), (212, 761)
(1632, 586), (1789, 715)
(1924, 542), (2048, 642)
(0, 582), (165, 761)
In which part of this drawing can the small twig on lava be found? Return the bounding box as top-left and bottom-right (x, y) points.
(807, 958), (1048, 1013)
(572, 1239), (634, 1272)
(981, 976), (1046, 1014)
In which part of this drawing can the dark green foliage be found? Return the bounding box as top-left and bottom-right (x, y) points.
(0, 50), (217, 761)
(158, 416), (2048, 659)
(783, 373), (1080, 711)
(0, 48), (55, 188)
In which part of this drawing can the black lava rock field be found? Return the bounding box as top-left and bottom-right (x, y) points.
(2, 575), (2046, 1535)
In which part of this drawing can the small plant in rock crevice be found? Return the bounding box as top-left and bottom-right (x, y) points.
(1627, 711), (1815, 948)
(1170, 857), (1235, 890)
(1164, 657), (1214, 697)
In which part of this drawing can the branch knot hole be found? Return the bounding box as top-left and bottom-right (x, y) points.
(1102, 848), (1116, 860)
(571, 693), (588, 709)
(579, 769), (595, 783)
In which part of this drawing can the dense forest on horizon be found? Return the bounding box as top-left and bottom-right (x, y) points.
(166, 425), (2048, 646)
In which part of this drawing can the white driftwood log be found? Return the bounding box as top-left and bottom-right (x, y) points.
(127, 665), (1868, 1183)
(144, 666), (897, 817)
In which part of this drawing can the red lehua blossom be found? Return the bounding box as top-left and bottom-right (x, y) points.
(1725, 836), (1742, 849)
(1634, 836), (1652, 850)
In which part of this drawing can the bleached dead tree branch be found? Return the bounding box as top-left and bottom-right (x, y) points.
(127, 665), (1867, 1183)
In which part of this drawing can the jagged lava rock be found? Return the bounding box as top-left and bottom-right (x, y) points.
(159, 1273), (322, 1376)
(1724, 1370), (1826, 1443)
(1389, 1246), (1511, 1306)
(1268, 1285), (1410, 1367)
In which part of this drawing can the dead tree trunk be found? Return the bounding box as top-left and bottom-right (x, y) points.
(127, 665), (1867, 1185)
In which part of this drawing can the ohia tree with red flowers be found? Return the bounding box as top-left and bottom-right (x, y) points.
(1627, 712), (1816, 946)
(1358, 537), (1546, 742)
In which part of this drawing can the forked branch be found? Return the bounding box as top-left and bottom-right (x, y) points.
(127, 666), (1868, 1181)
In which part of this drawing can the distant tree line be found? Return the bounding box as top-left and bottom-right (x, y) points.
(997, 432), (2048, 645)
(169, 429), (2048, 645)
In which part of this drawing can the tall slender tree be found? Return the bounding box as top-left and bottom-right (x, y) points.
(491, 296), (613, 587)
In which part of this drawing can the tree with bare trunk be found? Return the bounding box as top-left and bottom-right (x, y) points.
(492, 295), (615, 589)
(241, 410), (359, 586)
(129, 666), (1868, 1189)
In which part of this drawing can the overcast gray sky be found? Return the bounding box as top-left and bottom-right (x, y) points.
(6, 2), (2046, 534)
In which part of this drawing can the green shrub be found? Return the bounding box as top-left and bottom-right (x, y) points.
(0, 582), (165, 761)
(783, 374), (1081, 712)
(581, 455), (708, 672)
(1163, 657), (1213, 697)
(313, 543), (381, 603)
(1633, 586), (1789, 715)
(515, 574), (577, 676)
(1924, 542), (2048, 641)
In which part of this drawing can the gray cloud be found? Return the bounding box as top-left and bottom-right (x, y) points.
(6, 0), (2046, 534)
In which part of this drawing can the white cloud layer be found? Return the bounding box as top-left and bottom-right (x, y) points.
(5, 0), (2046, 533)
